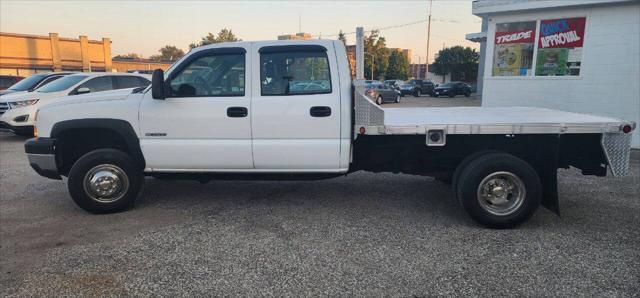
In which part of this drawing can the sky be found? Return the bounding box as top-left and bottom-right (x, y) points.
(0, 0), (481, 63)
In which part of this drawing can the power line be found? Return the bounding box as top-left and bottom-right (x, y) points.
(318, 17), (474, 38)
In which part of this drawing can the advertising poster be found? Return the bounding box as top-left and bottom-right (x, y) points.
(492, 26), (535, 76)
(493, 44), (523, 76)
(536, 17), (586, 76)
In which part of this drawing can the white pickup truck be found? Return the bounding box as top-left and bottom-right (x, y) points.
(25, 40), (635, 228)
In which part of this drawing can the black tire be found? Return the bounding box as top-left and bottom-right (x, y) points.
(68, 149), (144, 214)
(395, 94), (400, 103)
(414, 90), (421, 97)
(452, 150), (501, 192)
(464, 91), (471, 97)
(376, 95), (383, 105)
(456, 152), (541, 229)
(449, 93), (455, 98)
(433, 94), (439, 98)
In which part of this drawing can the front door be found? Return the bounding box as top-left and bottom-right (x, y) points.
(250, 44), (341, 170)
(139, 46), (253, 170)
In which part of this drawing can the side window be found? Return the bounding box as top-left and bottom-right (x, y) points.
(76, 76), (114, 93)
(260, 50), (331, 96)
(115, 76), (147, 89)
(168, 53), (245, 97)
(137, 77), (151, 86)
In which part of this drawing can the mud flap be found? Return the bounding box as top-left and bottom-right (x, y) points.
(534, 136), (561, 216)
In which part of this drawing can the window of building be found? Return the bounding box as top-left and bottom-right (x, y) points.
(168, 53), (245, 97)
(492, 21), (536, 76)
(260, 51), (331, 96)
(535, 17), (586, 76)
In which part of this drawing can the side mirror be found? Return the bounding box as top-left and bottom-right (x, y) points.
(151, 69), (166, 100)
(76, 87), (91, 95)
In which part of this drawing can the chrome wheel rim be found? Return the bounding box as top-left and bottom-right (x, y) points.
(476, 171), (525, 216)
(83, 164), (129, 203)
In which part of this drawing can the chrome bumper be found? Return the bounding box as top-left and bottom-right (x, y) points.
(24, 137), (61, 180)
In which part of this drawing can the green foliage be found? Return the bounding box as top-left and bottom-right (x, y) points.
(364, 30), (390, 80)
(113, 53), (142, 60)
(385, 50), (410, 80)
(430, 46), (479, 81)
(189, 29), (241, 49)
(338, 30), (347, 45)
(150, 45), (185, 62)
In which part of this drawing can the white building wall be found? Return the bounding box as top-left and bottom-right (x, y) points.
(481, 3), (640, 147)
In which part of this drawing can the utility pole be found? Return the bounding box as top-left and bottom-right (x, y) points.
(356, 27), (364, 80)
(425, 0), (433, 80)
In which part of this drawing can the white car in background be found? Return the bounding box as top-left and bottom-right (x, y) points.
(0, 72), (150, 136)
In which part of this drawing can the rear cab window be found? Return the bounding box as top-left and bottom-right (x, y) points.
(259, 46), (331, 96)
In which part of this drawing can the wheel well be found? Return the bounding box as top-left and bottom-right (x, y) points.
(56, 128), (131, 176)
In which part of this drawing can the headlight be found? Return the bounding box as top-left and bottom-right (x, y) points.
(8, 99), (39, 109)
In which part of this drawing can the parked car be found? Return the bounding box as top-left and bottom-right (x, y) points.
(24, 40), (635, 229)
(0, 73), (150, 136)
(0, 72), (72, 97)
(365, 81), (401, 105)
(127, 70), (155, 74)
(399, 79), (435, 97)
(383, 80), (403, 90)
(432, 81), (472, 98)
(0, 75), (24, 91)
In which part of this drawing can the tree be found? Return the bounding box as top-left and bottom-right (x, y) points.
(113, 53), (142, 60)
(149, 45), (185, 62)
(338, 30), (347, 45)
(364, 30), (390, 80)
(430, 46), (479, 82)
(189, 28), (241, 49)
(385, 50), (410, 80)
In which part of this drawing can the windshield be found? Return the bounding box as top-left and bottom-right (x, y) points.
(439, 83), (454, 88)
(7, 74), (46, 91)
(36, 75), (87, 93)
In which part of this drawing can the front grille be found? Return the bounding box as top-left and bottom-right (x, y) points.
(0, 102), (8, 115)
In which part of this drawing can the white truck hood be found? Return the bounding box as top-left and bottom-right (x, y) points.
(40, 88), (136, 110)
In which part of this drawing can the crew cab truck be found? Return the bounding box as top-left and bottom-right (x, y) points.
(25, 40), (635, 228)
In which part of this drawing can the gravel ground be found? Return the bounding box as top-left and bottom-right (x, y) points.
(1, 130), (638, 296)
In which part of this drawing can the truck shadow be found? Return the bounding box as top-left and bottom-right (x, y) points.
(137, 171), (473, 228)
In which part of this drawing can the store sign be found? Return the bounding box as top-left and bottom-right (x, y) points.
(538, 18), (586, 48)
(536, 17), (586, 76)
(495, 29), (535, 45)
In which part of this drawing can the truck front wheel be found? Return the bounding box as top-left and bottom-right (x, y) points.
(456, 152), (541, 229)
(68, 149), (144, 214)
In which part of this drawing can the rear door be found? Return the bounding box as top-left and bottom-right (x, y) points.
(251, 44), (341, 170)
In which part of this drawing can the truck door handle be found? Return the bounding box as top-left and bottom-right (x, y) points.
(310, 106), (331, 117)
(227, 107), (248, 118)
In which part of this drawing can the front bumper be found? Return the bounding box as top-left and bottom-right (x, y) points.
(0, 121), (34, 135)
(24, 137), (61, 179)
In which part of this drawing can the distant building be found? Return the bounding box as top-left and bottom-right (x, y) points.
(467, 0), (639, 147)
(277, 33), (313, 40)
(409, 64), (449, 84)
(0, 32), (171, 76)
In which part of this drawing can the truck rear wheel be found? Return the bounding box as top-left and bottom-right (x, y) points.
(68, 149), (144, 214)
(456, 152), (541, 228)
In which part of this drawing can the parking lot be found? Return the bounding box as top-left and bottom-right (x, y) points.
(383, 94), (482, 108)
(1, 128), (639, 295)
